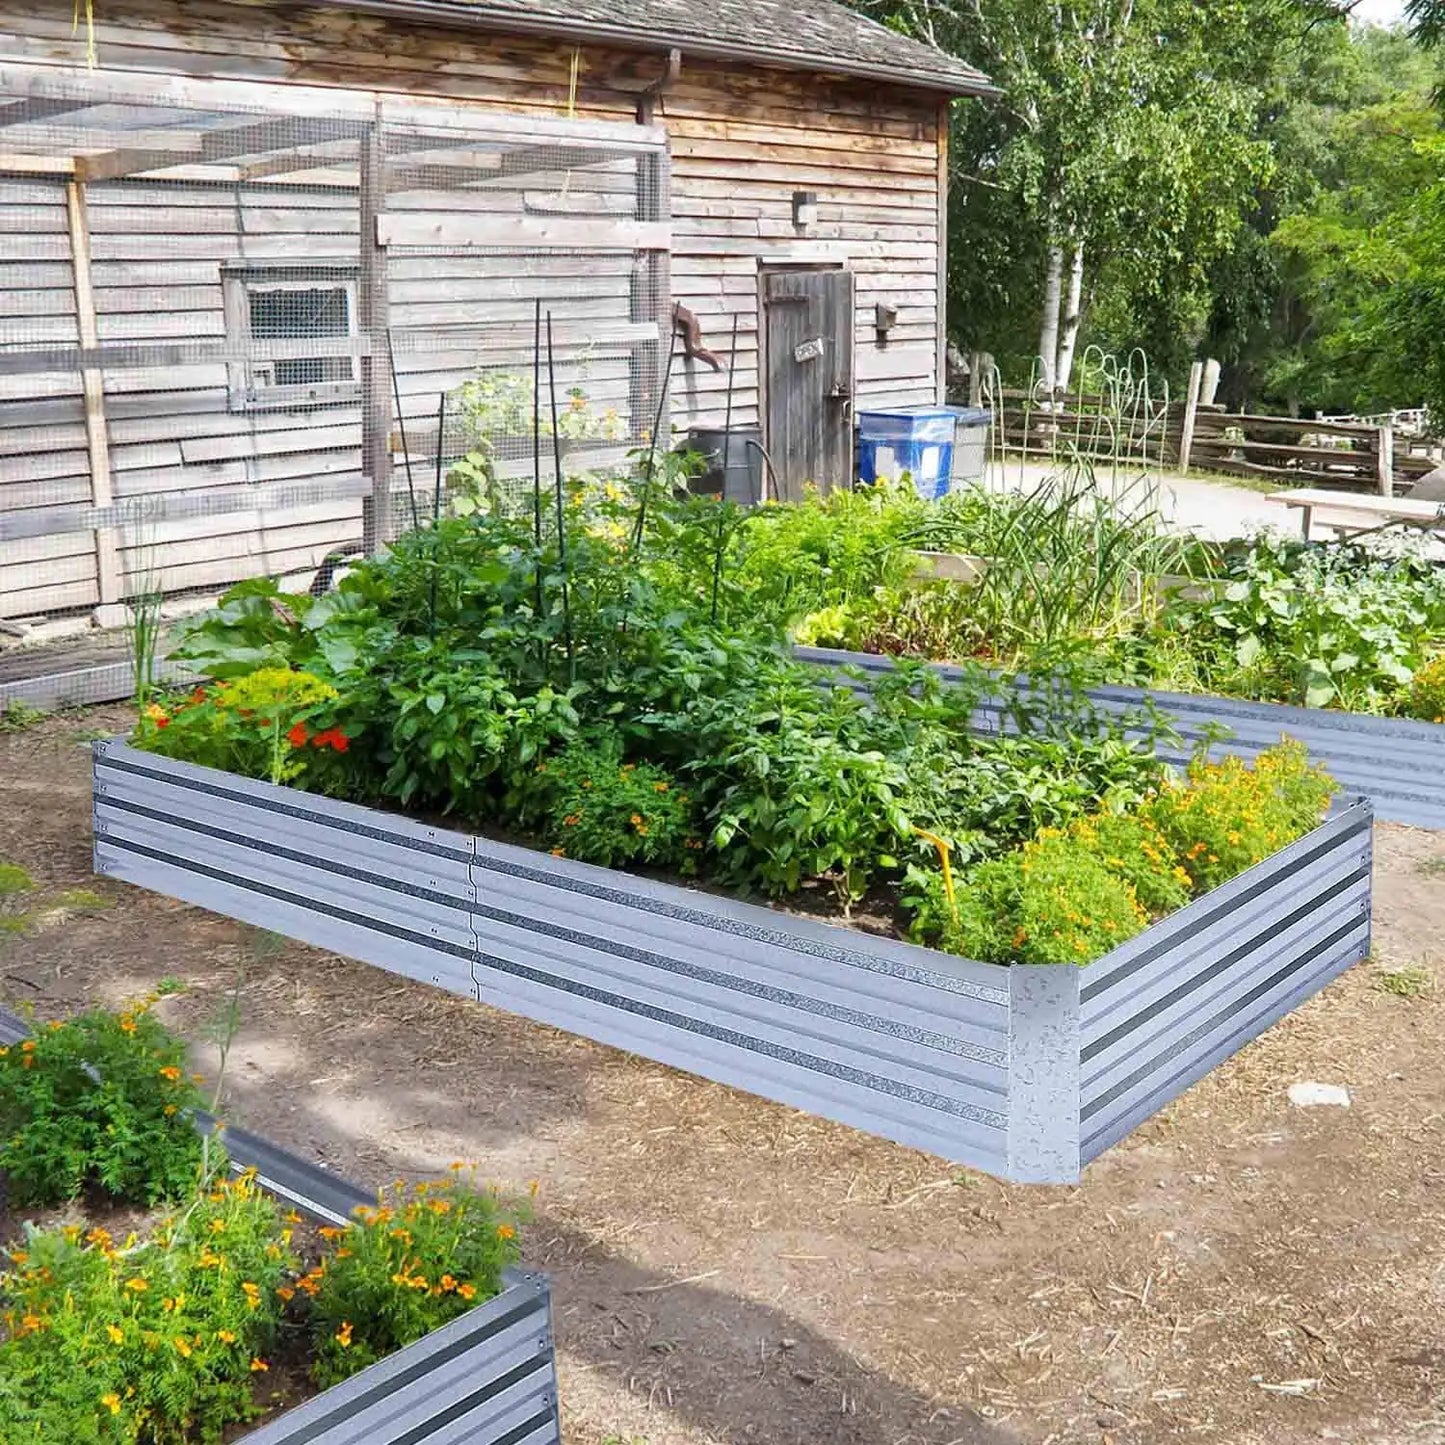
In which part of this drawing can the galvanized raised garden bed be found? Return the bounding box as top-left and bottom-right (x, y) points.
(92, 739), (1373, 1185)
(798, 644), (1445, 830)
(0, 1005), (560, 1445)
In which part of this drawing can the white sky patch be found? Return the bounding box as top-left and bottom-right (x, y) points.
(1352, 0), (1407, 25)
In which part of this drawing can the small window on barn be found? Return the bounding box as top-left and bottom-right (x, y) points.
(222, 263), (362, 411)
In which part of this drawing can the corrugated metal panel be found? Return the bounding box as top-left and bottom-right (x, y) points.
(92, 739), (1015, 1177)
(795, 645), (1445, 829)
(90, 741), (1372, 1185)
(0, 1004), (562, 1445)
(1077, 802), (1373, 1162)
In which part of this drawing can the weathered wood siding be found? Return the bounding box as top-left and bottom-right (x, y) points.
(0, 0), (945, 618)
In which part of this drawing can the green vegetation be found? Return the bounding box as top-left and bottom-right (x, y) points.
(0, 1007), (525, 1441)
(134, 467), (1340, 966)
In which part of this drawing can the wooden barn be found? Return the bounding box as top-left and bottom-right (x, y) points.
(0, 0), (989, 633)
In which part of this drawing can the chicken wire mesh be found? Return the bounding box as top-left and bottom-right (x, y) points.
(0, 62), (671, 706)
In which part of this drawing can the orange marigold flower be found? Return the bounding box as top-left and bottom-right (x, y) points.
(158, 1065), (182, 1082)
(438, 1274), (457, 1293)
(496, 1223), (516, 1241)
(217, 1329), (236, 1344)
(456, 1283), (477, 1301)
(250, 1357), (269, 1373)
(276, 1286), (295, 1302)
(335, 1321), (354, 1349)
(118, 1016), (137, 1034)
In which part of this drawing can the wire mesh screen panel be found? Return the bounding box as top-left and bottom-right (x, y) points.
(0, 60), (670, 704)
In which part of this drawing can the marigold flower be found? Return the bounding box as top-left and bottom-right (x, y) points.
(118, 1016), (137, 1034)
(173, 1337), (192, 1358)
(124, 1277), (148, 1293)
(439, 1274), (457, 1293)
(318, 1226), (344, 1241)
(276, 1285), (294, 1302)
(217, 1329), (236, 1344)
(106, 1324), (124, 1344)
(158, 1065), (182, 1082)
(335, 1321), (354, 1348)
(287, 722), (310, 749)
(496, 1223), (516, 1241)
(20, 1040), (34, 1053)
(101, 1393), (121, 1416)
(457, 1283), (477, 1300)
(250, 1357), (269, 1373)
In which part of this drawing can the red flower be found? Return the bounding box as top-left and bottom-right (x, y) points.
(311, 727), (350, 754)
(156, 716), (170, 729)
(286, 722), (309, 749)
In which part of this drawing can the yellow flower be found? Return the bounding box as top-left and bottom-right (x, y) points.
(158, 1065), (182, 1082)
(335, 1320), (354, 1349)
(276, 1285), (295, 1302)
(496, 1223), (516, 1242)
(439, 1274), (458, 1293)
(217, 1329), (236, 1344)
(173, 1336), (192, 1358)
(101, 1393), (121, 1416)
(118, 1016), (137, 1035)
(457, 1283), (477, 1301)
(124, 1277), (148, 1293)
(106, 1324), (124, 1344)
(318, 1226), (344, 1241)
(250, 1357), (269, 1373)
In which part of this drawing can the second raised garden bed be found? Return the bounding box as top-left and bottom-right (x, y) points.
(91, 740), (1373, 1186)
(0, 1008), (560, 1445)
(798, 644), (1445, 830)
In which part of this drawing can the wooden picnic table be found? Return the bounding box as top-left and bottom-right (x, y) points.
(1267, 488), (1445, 541)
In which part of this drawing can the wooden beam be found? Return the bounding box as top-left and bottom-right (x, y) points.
(0, 97), (97, 128)
(0, 151), (73, 175)
(240, 139), (360, 181)
(76, 143), (205, 183)
(0, 336), (375, 378)
(64, 178), (123, 623)
(202, 115), (371, 166)
(358, 114), (394, 551)
(376, 213), (670, 251)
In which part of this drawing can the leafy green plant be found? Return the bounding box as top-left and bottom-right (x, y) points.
(1373, 961), (1433, 998)
(135, 670), (347, 786)
(308, 1173), (524, 1388)
(0, 1003), (206, 1207)
(1171, 534), (1445, 711)
(540, 737), (700, 871)
(1403, 654), (1445, 723)
(0, 1170), (291, 1444)
(1148, 739), (1337, 893)
(909, 829), (1150, 966)
(0, 699), (45, 733)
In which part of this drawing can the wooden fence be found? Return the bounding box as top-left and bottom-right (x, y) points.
(985, 382), (1436, 496)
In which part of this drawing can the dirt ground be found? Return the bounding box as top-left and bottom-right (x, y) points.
(1, 708), (1442, 1445)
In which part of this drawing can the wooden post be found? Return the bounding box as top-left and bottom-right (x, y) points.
(935, 99), (950, 406)
(358, 110), (393, 549)
(1200, 358), (1222, 408)
(65, 178), (124, 626)
(1178, 360), (1204, 475)
(1377, 423), (1395, 498)
(631, 143), (671, 449)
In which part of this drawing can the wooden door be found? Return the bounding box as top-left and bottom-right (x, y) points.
(762, 267), (854, 499)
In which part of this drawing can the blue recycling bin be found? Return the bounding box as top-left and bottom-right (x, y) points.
(856, 406), (959, 498)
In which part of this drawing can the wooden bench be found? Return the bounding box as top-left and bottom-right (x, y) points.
(1267, 488), (1445, 541)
